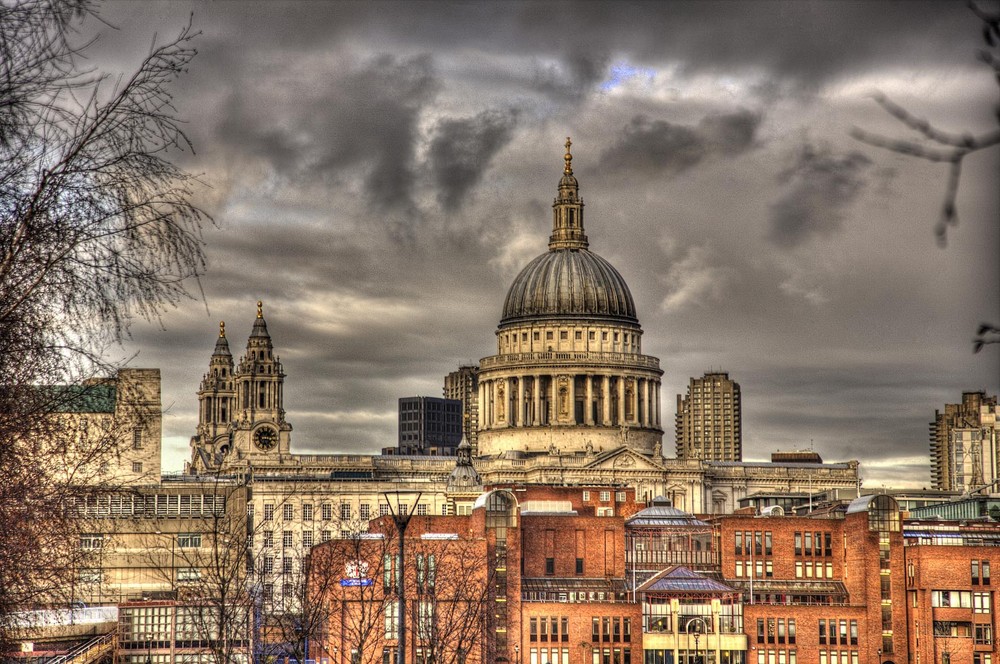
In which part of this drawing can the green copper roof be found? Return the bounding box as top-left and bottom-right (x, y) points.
(43, 384), (117, 413)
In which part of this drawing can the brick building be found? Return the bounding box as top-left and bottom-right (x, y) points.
(309, 487), (1000, 664)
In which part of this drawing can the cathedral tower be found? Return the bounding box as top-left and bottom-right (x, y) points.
(476, 140), (664, 457)
(194, 321), (236, 455)
(230, 301), (292, 458)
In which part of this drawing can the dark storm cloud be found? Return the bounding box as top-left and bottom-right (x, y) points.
(429, 109), (519, 212)
(531, 50), (610, 101)
(599, 109), (761, 175)
(768, 143), (873, 248)
(215, 54), (439, 213)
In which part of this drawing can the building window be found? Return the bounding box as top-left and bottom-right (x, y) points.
(583, 491), (590, 501)
(177, 533), (201, 548)
(384, 601), (399, 639)
(545, 558), (555, 576)
(340, 502), (351, 521)
(282, 557), (293, 574)
(132, 462), (143, 474)
(616, 491), (626, 502)
(600, 491), (611, 502)
(302, 531), (313, 548)
(176, 567), (200, 582)
(283, 531), (293, 548)
(321, 503), (333, 520)
(576, 558), (584, 575)
(417, 503), (428, 516)
(264, 504), (275, 521)
(79, 534), (103, 549)
(263, 530), (274, 548)
(302, 503), (313, 521)
(132, 428), (143, 449)
(283, 504), (294, 521)
(360, 504), (371, 520)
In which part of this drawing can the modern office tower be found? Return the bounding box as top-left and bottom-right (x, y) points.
(676, 371), (742, 461)
(444, 365), (479, 451)
(397, 396), (463, 455)
(930, 391), (999, 491)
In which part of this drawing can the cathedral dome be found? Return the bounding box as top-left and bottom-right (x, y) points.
(501, 248), (637, 325)
(500, 138), (637, 327)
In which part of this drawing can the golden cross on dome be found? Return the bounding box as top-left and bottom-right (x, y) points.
(219, 321), (226, 338)
(564, 137), (573, 175)
(257, 300), (263, 319)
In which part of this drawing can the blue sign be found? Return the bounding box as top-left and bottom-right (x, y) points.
(340, 578), (373, 587)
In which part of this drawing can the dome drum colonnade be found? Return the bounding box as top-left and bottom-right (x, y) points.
(476, 139), (663, 457)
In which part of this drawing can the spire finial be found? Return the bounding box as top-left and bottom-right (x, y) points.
(219, 321), (226, 338)
(564, 136), (573, 175)
(256, 301), (263, 319)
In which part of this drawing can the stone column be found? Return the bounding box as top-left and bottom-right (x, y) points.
(568, 374), (576, 424)
(617, 377), (626, 424)
(654, 381), (661, 427)
(518, 376), (527, 428)
(585, 374), (594, 425)
(486, 378), (492, 426)
(550, 375), (558, 424)
(638, 378), (646, 427)
(533, 375), (542, 426)
(631, 379), (639, 425)
(602, 375), (611, 425)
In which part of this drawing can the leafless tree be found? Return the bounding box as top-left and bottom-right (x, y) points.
(406, 534), (492, 664)
(0, 0), (207, 647)
(850, 2), (1000, 245)
(308, 522), (398, 664)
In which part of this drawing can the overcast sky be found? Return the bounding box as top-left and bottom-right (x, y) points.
(88, 1), (998, 488)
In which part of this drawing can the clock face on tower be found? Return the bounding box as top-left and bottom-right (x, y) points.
(253, 425), (278, 451)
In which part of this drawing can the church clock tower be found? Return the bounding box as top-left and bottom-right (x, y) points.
(230, 301), (292, 459)
(194, 321), (236, 459)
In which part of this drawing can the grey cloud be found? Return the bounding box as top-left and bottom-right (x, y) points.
(531, 50), (610, 101)
(599, 109), (761, 175)
(768, 143), (872, 248)
(215, 54), (439, 213)
(429, 109), (519, 212)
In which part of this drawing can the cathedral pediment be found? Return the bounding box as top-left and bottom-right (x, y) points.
(581, 447), (665, 472)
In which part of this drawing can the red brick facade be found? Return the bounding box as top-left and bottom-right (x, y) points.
(310, 488), (1000, 664)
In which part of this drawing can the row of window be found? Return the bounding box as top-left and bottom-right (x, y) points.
(794, 531), (833, 557)
(756, 618), (797, 644)
(818, 652), (859, 664)
(930, 590), (992, 612)
(83, 533), (200, 553)
(71, 493), (225, 518)
(795, 561), (835, 579)
(735, 531), (773, 557)
(754, 651), (797, 664)
(817, 619), (858, 646)
(582, 490), (627, 502)
(734, 560), (772, 578)
(505, 329), (633, 344)
(972, 559), (992, 585)
(261, 530), (315, 549)
(591, 617), (632, 642)
(529, 616), (569, 642)
(260, 502), (434, 522)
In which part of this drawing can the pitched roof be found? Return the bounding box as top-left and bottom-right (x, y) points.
(638, 566), (736, 594)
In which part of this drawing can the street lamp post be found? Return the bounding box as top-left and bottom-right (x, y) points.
(384, 490), (421, 664)
(684, 617), (708, 664)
